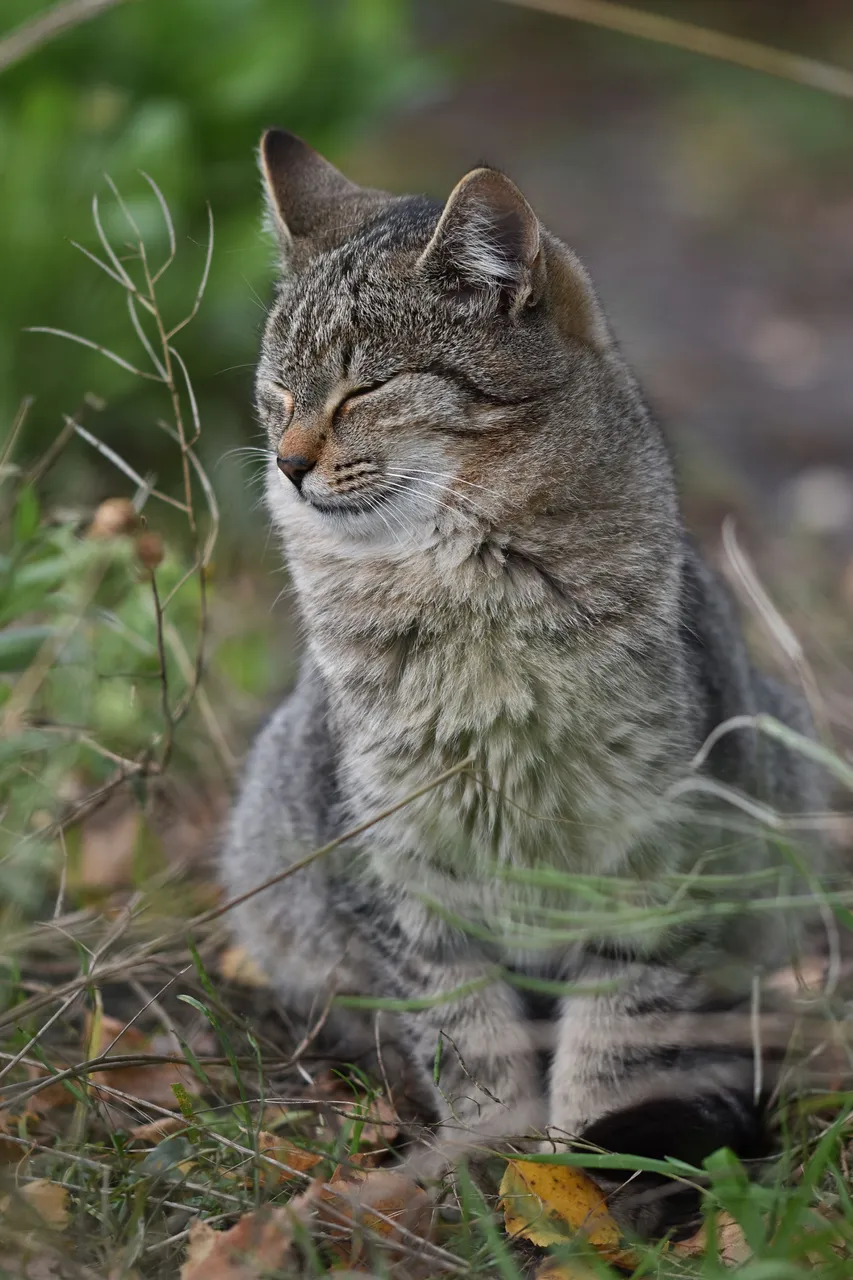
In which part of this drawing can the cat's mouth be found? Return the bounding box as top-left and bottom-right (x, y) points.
(300, 490), (390, 518)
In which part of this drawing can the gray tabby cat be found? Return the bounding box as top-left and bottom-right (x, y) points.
(221, 129), (821, 1229)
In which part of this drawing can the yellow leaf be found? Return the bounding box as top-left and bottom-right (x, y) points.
(499, 1160), (637, 1269)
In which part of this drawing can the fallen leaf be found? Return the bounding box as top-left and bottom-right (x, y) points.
(217, 946), (269, 988)
(24, 1067), (78, 1115)
(0, 1253), (65, 1279)
(0, 1111), (22, 1164)
(674, 1211), (751, 1266)
(86, 1012), (193, 1109)
(179, 1205), (297, 1279)
(536, 1260), (608, 1279)
(351, 1094), (400, 1156)
(79, 805), (141, 890)
(499, 1160), (637, 1269)
(256, 1132), (323, 1186)
(320, 1167), (434, 1268)
(129, 1113), (185, 1142)
(0, 1180), (69, 1229)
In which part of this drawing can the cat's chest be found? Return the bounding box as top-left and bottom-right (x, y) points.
(322, 612), (644, 872)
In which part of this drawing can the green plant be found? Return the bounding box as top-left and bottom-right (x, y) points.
(0, 177), (218, 919)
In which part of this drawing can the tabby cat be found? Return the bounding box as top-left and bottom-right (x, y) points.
(221, 129), (821, 1232)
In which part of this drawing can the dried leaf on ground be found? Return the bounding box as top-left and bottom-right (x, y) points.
(86, 1013), (193, 1108)
(24, 1066), (79, 1116)
(351, 1094), (400, 1156)
(0, 1180), (69, 1229)
(129, 1112), (185, 1142)
(0, 1111), (22, 1164)
(320, 1167), (434, 1268)
(536, 1260), (610, 1279)
(674, 1211), (751, 1266)
(78, 804), (141, 890)
(179, 1196), (313, 1280)
(256, 1132), (323, 1185)
(499, 1160), (637, 1269)
(0, 1253), (65, 1279)
(217, 946), (269, 988)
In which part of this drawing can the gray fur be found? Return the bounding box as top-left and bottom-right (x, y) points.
(222, 131), (823, 1185)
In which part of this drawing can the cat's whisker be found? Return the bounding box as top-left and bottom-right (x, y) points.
(381, 476), (477, 528)
(220, 445), (272, 463)
(361, 487), (408, 544)
(383, 473), (481, 527)
(395, 466), (505, 501)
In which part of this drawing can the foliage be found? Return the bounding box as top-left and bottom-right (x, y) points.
(0, 175), (222, 920)
(0, 0), (421, 518)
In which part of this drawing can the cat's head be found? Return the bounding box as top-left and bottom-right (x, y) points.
(256, 129), (665, 553)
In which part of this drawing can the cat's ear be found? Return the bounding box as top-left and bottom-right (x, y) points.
(259, 128), (361, 252)
(419, 168), (542, 309)
(546, 241), (613, 354)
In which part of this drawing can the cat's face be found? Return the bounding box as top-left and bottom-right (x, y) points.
(254, 130), (627, 551)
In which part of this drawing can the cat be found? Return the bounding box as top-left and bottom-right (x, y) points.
(220, 128), (823, 1233)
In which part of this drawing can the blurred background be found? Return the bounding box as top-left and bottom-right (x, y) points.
(2, 0), (852, 908)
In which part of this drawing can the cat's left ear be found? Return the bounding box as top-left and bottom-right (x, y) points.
(259, 128), (364, 258)
(419, 168), (542, 309)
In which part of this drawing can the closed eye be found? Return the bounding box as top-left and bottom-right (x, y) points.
(259, 380), (294, 425)
(340, 376), (398, 407)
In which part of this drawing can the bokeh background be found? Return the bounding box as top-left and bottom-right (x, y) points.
(3, 0), (853, 902)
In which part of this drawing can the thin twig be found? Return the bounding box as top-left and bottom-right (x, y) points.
(721, 516), (830, 743)
(0, 756), (475, 1035)
(0, 991), (80, 1084)
(26, 326), (162, 381)
(0, 0), (132, 75)
(497, 0), (853, 100)
(0, 396), (33, 477)
(148, 569), (173, 769)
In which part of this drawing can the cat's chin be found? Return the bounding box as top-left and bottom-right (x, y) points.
(266, 483), (425, 557)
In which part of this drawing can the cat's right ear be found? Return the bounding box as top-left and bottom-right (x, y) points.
(259, 128), (361, 258)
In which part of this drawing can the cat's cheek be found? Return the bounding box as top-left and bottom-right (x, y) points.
(264, 466), (301, 532)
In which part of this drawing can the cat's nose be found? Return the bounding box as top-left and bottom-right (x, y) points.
(276, 454), (315, 491)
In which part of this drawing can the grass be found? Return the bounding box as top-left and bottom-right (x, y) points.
(2, 179), (853, 1279)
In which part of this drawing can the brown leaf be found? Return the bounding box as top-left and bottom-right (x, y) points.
(129, 1113), (185, 1143)
(0, 1111), (22, 1165)
(255, 1132), (323, 1186)
(536, 1261), (606, 1279)
(320, 1167), (434, 1268)
(217, 946), (269, 988)
(78, 805), (141, 890)
(24, 1067), (77, 1116)
(179, 1206), (297, 1280)
(351, 1095), (400, 1156)
(86, 1013), (193, 1109)
(0, 1180), (69, 1229)
(674, 1211), (751, 1266)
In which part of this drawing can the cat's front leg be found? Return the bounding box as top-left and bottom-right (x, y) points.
(389, 955), (545, 1179)
(546, 962), (767, 1235)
